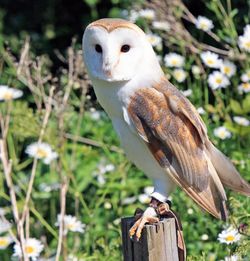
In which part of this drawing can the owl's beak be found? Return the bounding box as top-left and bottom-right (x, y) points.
(102, 60), (113, 77)
(102, 66), (112, 77)
(102, 50), (117, 78)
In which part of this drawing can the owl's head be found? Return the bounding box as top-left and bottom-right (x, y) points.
(82, 18), (162, 83)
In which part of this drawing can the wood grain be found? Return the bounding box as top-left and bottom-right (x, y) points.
(121, 217), (178, 261)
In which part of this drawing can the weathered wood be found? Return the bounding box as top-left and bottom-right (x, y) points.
(121, 217), (179, 261)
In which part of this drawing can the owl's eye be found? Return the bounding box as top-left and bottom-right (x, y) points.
(95, 44), (102, 53)
(121, 45), (130, 53)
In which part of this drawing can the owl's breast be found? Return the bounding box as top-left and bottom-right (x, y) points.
(111, 115), (167, 181)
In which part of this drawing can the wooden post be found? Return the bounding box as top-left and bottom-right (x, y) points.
(121, 217), (179, 261)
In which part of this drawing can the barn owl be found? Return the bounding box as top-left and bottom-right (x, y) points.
(82, 18), (250, 240)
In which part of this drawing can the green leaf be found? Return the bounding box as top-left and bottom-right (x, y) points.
(242, 94), (250, 113)
(230, 99), (243, 114)
(225, 122), (250, 136)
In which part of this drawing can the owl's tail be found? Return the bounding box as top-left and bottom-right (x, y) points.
(207, 142), (250, 196)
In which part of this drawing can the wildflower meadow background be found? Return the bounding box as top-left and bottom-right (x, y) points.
(0, 0), (250, 260)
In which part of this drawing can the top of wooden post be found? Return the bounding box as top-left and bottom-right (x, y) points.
(121, 217), (179, 261)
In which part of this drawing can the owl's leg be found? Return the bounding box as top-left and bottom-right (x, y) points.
(129, 198), (171, 241)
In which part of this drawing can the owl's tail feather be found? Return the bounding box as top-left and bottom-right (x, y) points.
(207, 142), (250, 197)
(166, 164), (228, 221)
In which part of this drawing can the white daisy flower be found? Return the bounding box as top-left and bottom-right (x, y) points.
(224, 255), (239, 261)
(138, 9), (155, 20)
(0, 235), (13, 249)
(113, 218), (121, 226)
(90, 111), (101, 120)
(152, 21), (170, 31)
(25, 142), (58, 164)
(195, 16), (214, 32)
(0, 85), (23, 101)
(93, 161), (115, 185)
(144, 186), (154, 195)
(138, 194), (151, 204)
(181, 89), (192, 97)
(238, 35), (250, 52)
(200, 51), (222, 68)
(208, 71), (230, 90)
(105, 164), (115, 172)
(172, 69), (187, 83)
(104, 202), (112, 209)
(217, 226), (241, 244)
(187, 208), (194, 215)
(55, 214), (86, 235)
(89, 108), (101, 121)
(164, 53), (185, 68)
(96, 174), (105, 185)
(220, 60), (236, 78)
(201, 234), (209, 241)
(67, 254), (81, 261)
(121, 196), (137, 205)
(191, 65), (201, 75)
(0, 218), (12, 234)
(39, 182), (60, 192)
(238, 82), (250, 93)
(214, 126), (231, 140)
(233, 116), (250, 126)
(13, 238), (44, 260)
(146, 33), (162, 50)
(197, 107), (206, 115)
(240, 70), (250, 82)
(128, 10), (139, 22)
(238, 24), (250, 52)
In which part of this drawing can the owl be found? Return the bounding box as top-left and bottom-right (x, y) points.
(82, 18), (250, 240)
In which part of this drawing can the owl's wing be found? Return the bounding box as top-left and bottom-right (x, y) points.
(126, 80), (228, 220)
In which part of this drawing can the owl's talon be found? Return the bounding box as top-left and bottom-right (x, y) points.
(129, 215), (159, 241)
(157, 202), (171, 216)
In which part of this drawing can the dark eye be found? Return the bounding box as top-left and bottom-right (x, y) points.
(95, 44), (102, 53)
(121, 44), (130, 53)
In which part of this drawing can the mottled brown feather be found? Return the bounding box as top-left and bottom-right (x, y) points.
(128, 80), (209, 191)
(127, 78), (228, 220)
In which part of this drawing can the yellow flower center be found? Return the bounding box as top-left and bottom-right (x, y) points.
(242, 83), (250, 89)
(25, 245), (35, 254)
(218, 131), (226, 138)
(215, 78), (222, 84)
(225, 235), (235, 242)
(244, 41), (250, 48)
(171, 59), (178, 65)
(200, 22), (208, 30)
(36, 148), (48, 158)
(0, 238), (9, 247)
(224, 66), (231, 74)
(206, 59), (214, 65)
(66, 223), (75, 230)
(3, 92), (13, 100)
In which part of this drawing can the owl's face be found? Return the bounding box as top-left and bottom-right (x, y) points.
(82, 19), (152, 82)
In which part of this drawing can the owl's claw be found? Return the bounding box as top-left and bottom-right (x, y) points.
(129, 212), (159, 241)
(157, 202), (171, 215)
(129, 198), (171, 241)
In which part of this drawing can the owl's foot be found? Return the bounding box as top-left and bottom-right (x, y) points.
(129, 198), (171, 241)
(157, 201), (171, 215)
(129, 198), (186, 260)
(129, 206), (159, 241)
